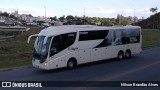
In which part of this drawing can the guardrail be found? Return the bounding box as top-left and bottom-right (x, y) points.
(0, 26), (30, 32)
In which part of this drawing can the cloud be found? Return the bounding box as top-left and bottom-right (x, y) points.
(0, 5), (155, 19)
(0, 6), (45, 16)
(0, 6), (63, 17)
(74, 7), (153, 18)
(75, 7), (116, 15)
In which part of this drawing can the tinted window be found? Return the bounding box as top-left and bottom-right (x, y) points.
(50, 32), (76, 57)
(113, 30), (123, 45)
(121, 29), (140, 44)
(130, 29), (140, 43)
(95, 39), (111, 48)
(79, 30), (109, 41)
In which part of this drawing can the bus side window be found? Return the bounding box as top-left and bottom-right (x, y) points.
(61, 32), (76, 50)
(130, 29), (140, 43)
(113, 30), (123, 45)
(50, 32), (76, 57)
(114, 38), (122, 45)
(122, 37), (130, 44)
(50, 35), (60, 57)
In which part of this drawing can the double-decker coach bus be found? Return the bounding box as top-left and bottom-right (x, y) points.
(27, 25), (142, 70)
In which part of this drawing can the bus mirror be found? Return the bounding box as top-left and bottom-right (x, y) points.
(27, 34), (38, 43)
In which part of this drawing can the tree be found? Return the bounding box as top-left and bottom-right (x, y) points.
(116, 14), (123, 24)
(75, 18), (83, 25)
(66, 15), (75, 20)
(29, 14), (33, 17)
(9, 15), (15, 18)
(75, 18), (89, 25)
(58, 15), (65, 22)
(0, 12), (9, 17)
(150, 7), (158, 14)
(66, 15), (75, 25)
(37, 21), (45, 25)
(100, 19), (109, 26)
(50, 16), (57, 21)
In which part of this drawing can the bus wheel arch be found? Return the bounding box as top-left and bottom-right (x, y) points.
(67, 58), (77, 69)
(125, 49), (131, 58)
(117, 50), (124, 60)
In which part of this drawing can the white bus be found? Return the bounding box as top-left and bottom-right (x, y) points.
(28, 25), (142, 70)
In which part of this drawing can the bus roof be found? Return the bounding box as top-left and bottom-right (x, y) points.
(39, 25), (141, 36)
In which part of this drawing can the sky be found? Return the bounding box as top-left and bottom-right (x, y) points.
(0, 0), (160, 19)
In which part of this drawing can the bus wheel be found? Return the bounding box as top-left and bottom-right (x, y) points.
(67, 59), (77, 69)
(125, 50), (131, 59)
(118, 51), (124, 60)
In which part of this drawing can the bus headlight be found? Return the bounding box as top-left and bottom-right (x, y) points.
(44, 62), (48, 66)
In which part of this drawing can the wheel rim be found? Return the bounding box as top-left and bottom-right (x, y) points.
(68, 61), (74, 68)
(126, 52), (129, 57)
(126, 51), (131, 58)
(119, 53), (123, 60)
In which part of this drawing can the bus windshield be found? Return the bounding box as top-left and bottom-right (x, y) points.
(33, 36), (51, 63)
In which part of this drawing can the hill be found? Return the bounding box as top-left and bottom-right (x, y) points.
(135, 12), (160, 29)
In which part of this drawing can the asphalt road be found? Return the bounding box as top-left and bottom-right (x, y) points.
(0, 47), (160, 90)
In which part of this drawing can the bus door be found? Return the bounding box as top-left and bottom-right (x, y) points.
(78, 40), (91, 64)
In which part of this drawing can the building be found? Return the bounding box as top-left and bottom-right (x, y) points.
(35, 16), (51, 23)
(19, 14), (35, 23)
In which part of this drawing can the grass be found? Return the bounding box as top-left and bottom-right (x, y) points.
(0, 27), (41, 70)
(0, 28), (160, 70)
(142, 29), (160, 48)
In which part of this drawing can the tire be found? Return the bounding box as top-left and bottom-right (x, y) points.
(125, 50), (131, 59)
(117, 51), (124, 60)
(67, 59), (76, 69)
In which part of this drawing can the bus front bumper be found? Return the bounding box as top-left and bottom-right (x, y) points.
(32, 59), (50, 70)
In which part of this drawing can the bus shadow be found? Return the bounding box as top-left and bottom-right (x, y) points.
(77, 56), (137, 69)
(35, 67), (68, 74)
(36, 56), (138, 74)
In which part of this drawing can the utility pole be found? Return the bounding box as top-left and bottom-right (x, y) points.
(17, 8), (18, 18)
(43, 0), (46, 22)
(84, 8), (85, 25)
(16, 8), (18, 25)
(133, 8), (135, 23)
(44, 6), (46, 22)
